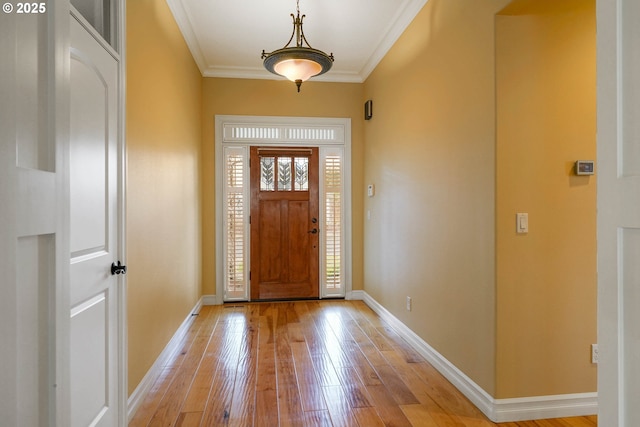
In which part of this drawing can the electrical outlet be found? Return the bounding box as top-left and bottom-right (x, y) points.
(406, 296), (412, 312)
(591, 344), (599, 364)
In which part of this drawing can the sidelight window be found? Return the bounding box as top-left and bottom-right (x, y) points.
(223, 147), (249, 299)
(323, 154), (342, 292)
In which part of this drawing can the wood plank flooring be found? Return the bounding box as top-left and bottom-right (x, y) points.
(129, 300), (597, 427)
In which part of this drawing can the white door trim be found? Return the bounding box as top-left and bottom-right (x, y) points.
(214, 115), (353, 303)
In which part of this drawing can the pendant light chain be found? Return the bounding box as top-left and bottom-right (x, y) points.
(295, 0), (303, 48)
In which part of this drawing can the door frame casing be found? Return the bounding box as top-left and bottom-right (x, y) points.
(214, 115), (352, 303)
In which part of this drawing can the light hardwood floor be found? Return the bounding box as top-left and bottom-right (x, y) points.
(129, 300), (597, 427)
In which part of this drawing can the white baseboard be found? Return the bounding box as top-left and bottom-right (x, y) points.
(347, 290), (365, 300)
(201, 294), (219, 305)
(359, 291), (597, 423)
(492, 393), (598, 422)
(127, 297), (204, 422)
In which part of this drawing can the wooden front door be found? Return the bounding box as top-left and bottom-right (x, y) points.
(250, 147), (319, 300)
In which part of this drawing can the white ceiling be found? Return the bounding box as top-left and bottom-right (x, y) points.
(165, 0), (428, 83)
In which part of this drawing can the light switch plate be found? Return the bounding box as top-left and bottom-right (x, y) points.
(367, 184), (375, 197)
(516, 213), (528, 234)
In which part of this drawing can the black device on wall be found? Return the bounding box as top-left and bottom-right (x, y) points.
(575, 160), (595, 175)
(364, 99), (373, 120)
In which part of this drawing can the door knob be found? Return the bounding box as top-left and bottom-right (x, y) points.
(308, 228), (318, 234)
(111, 261), (127, 275)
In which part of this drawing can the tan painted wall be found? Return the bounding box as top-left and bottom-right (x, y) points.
(495, 0), (597, 398)
(200, 78), (365, 296)
(361, 0), (595, 399)
(126, 0), (203, 394)
(362, 0), (510, 395)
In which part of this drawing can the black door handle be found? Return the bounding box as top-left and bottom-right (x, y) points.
(308, 228), (318, 234)
(111, 261), (127, 275)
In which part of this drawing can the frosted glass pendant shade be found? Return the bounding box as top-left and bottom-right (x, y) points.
(273, 58), (323, 82)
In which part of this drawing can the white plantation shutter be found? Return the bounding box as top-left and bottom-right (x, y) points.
(223, 146), (249, 300)
(322, 151), (344, 295)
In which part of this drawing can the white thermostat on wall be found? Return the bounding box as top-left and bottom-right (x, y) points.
(575, 160), (595, 175)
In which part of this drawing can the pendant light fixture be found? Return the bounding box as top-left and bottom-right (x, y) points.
(261, 0), (334, 92)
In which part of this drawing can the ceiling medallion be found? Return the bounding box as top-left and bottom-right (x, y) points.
(261, 0), (334, 92)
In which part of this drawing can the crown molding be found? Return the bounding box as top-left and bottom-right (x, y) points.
(165, 0), (208, 75)
(359, 0), (428, 80)
(202, 66), (363, 83)
(166, 0), (428, 83)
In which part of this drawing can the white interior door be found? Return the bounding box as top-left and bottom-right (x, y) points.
(0, 4), (69, 425)
(597, 0), (640, 425)
(69, 14), (121, 427)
